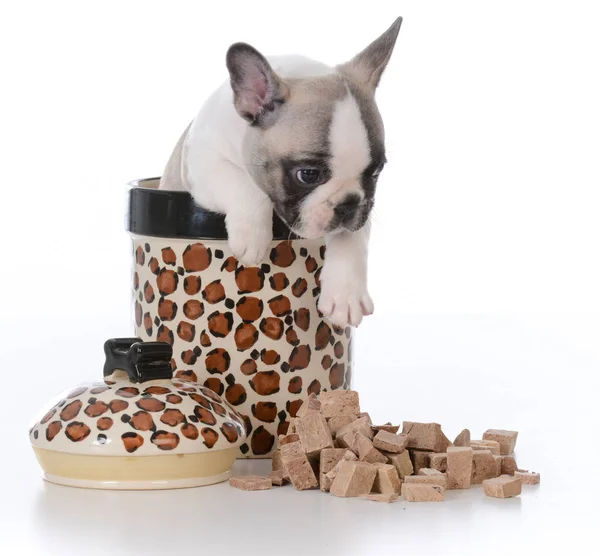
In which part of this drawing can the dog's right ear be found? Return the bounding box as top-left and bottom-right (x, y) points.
(226, 43), (288, 126)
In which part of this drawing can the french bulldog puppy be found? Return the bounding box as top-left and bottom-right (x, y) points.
(160, 17), (402, 327)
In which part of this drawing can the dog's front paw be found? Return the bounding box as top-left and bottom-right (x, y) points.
(226, 211), (273, 267)
(318, 277), (374, 328)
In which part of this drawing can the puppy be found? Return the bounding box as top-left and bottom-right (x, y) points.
(160, 17), (402, 328)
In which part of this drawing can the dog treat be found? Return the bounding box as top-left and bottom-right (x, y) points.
(371, 423), (400, 434)
(404, 475), (446, 487)
(493, 455), (503, 477)
(296, 411), (334, 457)
(453, 429), (471, 447)
(419, 468), (444, 477)
(281, 440), (318, 490)
(330, 460), (377, 498)
(384, 450), (413, 479)
(471, 450), (498, 484)
(402, 422), (452, 452)
(279, 433), (300, 446)
(268, 470), (286, 486)
(328, 415), (356, 436)
(320, 448), (349, 492)
(324, 450), (358, 489)
(372, 464), (402, 495)
(336, 415), (374, 440)
(483, 475), (522, 498)
(297, 393), (322, 418)
(515, 470), (540, 485)
(402, 482), (445, 502)
(447, 447), (473, 490)
(429, 453), (448, 473)
(320, 390), (360, 419)
(229, 476), (272, 491)
(353, 432), (389, 464)
(501, 455), (518, 476)
(470, 440), (501, 455)
(360, 493), (399, 503)
(272, 449), (283, 471)
(410, 450), (431, 474)
(373, 431), (408, 453)
(483, 429), (518, 455)
(287, 418), (298, 434)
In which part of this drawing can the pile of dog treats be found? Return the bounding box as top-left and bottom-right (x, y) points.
(229, 390), (540, 502)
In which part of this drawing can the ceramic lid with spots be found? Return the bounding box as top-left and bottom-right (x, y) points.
(29, 375), (246, 456)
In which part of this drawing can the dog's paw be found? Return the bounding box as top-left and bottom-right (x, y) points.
(318, 277), (374, 328)
(226, 212), (273, 267)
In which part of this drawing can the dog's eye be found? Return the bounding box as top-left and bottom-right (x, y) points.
(296, 169), (326, 186)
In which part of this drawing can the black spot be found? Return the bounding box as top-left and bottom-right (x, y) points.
(300, 247), (308, 256)
(330, 336), (335, 345)
(193, 346), (202, 356)
(177, 266), (185, 275)
(33, 430), (39, 439)
(154, 316), (160, 326)
(215, 249), (224, 259)
(313, 287), (320, 297)
(87, 397), (97, 404)
(225, 374), (235, 386)
(138, 292), (143, 302)
(320, 245), (326, 259)
(97, 434), (107, 444)
(251, 349), (260, 360)
(261, 263), (271, 274)
(239, 443), (249, 454)
(285, 315), (293, 326)
(225, 299), (235, 309)
(145, 243), (151, 252)
(278, 410), (287, 421)
(121, 414), (131, 423)
(189, 415), (199, 423)
(177, 391), (188, 396)
(281, 362), (290, 373)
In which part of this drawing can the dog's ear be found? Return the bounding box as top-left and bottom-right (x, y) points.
(226, 43), (288, 126)
(338, 17), (402, 91)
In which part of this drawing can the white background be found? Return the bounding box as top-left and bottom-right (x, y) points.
(0, 1), (598, 555)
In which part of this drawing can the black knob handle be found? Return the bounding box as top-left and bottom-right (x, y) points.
(103, 338), (173, 383)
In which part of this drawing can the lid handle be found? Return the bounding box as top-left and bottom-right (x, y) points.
(103, 338), (173, 383)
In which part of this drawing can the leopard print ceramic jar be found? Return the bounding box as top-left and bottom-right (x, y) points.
(127, 178), (353, 458)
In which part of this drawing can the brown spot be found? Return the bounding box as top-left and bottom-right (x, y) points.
(259, 317), (283, 341)
(157, 325), (174, 346)
(46, 421), (62, 441)
(307, 379), (322, 396)
(314, 267), (322, 287)
(129, 411), (155, 431)
(234, 322), (259, 350)
(90, 386), (109, 395)
(97, 417), (113, 431)
(202, 280), (226, 304)
(205, 348), (231, 374)
(315, 321), (332, 350)
(261, 349), (280, 365)
(84, 401), (109, 418)
(200, 331), (211, 347)
(133, 272), (139, 290)
(151, 430), (180, 451)
(60, 400), (82, 421)
(286, 327), (300, 346)
(143, 281), (155, 303)
(182, 243), (212, 272)
(177, 321), (196, 342)
(144, 386), (171, 395)
(270, 241), (296, 267)
(334, 341), (344, 359)
(268, 295), (291, 317)
(221, 422), (241, 444)
(329, 362), (345, 389)
(225, 383), (247, 406)
(190, 393), (212, 409)
(160, 408), (185, 427)
(294, 308), (310, 331)
(292, 278), (308, 297)
(204, 378), (224, 396)
(278, 421), (290, 436)
(249, 371), (281, 396)
(157, 269), (179, 296)
(222, 256), (238, 272)
(136, 397), (166, 412)
(269, 272), (289, 291)
(212, 403), (227, 417)
(181, 423), (199, 440)
(289, 345), (311, 371)
(208, 311), (234, 338)
(121, 432), (144, 453)
(41, 408), (56, 424)
(287, 399), (304, 418)
(166, 394), (183, 404)
(251, 426), (274, 454)
(135, 301), (142, 326)
(183, 300), (204, 321)
(174, 369), (198, 382)
(235, 267), (265, 293)
(288, 376), (302, 394)
(65, 422), (91, 442)
(149, 257), (160, 275)
(305, 256), (318, 273)
(67, 386), (87, 399)
(321, 354), (333, 370)
(236, 296), (264, 322)
(161, 247), (177, 265)
(109, 400), (129, 413)
(115, 387), (140, 398)
(157, 298), (177, 321)
(201, 427), (219, 448)
(181, 350), (198, 365)
(143, 313), (153, 335)
(135, 245), (145, 265)
(184, 275), (202, 295)
(252, 402), (278, 423)
(240, 359), (257, 375)
(319, 245), (326, 259)
(194, 406), (217, 425)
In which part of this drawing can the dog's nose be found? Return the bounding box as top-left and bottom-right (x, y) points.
(334, 195), (361, 221)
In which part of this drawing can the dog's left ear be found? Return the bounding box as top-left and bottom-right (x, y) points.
(226, 42), (289, 126)
(339, 17), (402, 91)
